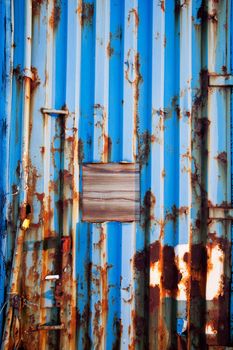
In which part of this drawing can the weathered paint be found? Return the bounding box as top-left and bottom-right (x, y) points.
(1, 0), (233, 349)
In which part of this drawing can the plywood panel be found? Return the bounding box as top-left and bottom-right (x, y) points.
(82, 163), (140, 222)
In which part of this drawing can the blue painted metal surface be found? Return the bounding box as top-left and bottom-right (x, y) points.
(1, 1), (233, 349)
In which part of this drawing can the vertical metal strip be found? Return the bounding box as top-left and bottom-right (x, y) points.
(176, 1), (192, 347)
(0, 0), (13, 341)
(149, 1), (164, 348)
(91, 1), (110, 348)
(230, 0), (233, 342)
(121, 0), (138, 348)
(39, 1), (53, 348)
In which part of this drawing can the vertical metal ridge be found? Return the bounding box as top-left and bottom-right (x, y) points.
(176, 2), (193, 348)
(121, 0), (138, 348)
(149, 1), (165, 348)
(91, 1), (110, 348)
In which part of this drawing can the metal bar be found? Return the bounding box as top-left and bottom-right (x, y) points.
(209, 74), (233, 87)
(41, 108), (69, 115)
(209, 207), (233, 220)
(37, 324), (65, 331)
(27, 324), (65, 332)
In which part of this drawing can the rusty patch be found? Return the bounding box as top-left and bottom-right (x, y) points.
(159, 1), (165, 11)
(13, 65), (22, 82)
(134, 241), (160, 272)
(107, 41), (114, 57)
(49, 0), (61, 30)
(128, 8), (139, 27)
(138, 131), (156, 166)
(76, 2), (94, 27)
(32, 0), (45, 16)
(215, 151), (227, 164)
(140, 190), (156, 227)
(162, 245), (182, 291)
(149, 285), (160, 312)
(103, 135), (112, 161)
(31, 67), (40, 93)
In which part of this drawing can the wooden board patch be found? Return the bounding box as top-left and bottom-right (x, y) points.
(82, 163), (140, 222)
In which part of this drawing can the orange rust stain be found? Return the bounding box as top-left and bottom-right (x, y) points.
(106, 41), (114, 57)
(76, 2), (94, 27)
(32, 0), (45, 16)
(103, 134), (112, 162)
(160, 1), (165, 11)
(49, 1), (61, 29)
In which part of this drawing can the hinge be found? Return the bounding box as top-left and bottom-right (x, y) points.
(209, 74), (233, 87)
(209, 207), (233, 220)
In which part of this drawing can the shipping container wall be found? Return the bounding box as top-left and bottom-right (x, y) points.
(1, 0), (233, 349)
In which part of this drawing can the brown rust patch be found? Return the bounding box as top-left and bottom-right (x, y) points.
(103, 135), (112, 162)
(138, 131), (156, 165)
(134, 241), (160, 272)
(162, 245), (182, 291)
(107, 41), (114, 57)
(31, 67), (40, 93)
(32, 0), (45, 16)
(140, 190), (156, 227)
(215, 151), (227, 164)
(149, 285), (160, 312)
(76, 2), (94, 27)
(190, 244), (207, 298)
(194, 118), (210, 138)
(159, 1), (165, 11)
(49, 0), (61, 30)
(132, 310), (145, 338)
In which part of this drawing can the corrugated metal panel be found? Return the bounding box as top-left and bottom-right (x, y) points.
(1, 0), (233, 349)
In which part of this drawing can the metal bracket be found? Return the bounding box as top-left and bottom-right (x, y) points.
(209, 207), (233, 220)
(41, 108), (69, 115)
(209, 74), (233, 87)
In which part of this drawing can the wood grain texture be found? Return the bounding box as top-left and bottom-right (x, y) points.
(82, 163), (140, 222)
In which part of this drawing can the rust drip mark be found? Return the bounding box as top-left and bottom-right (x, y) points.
(31, 67), (40, 93)
(76, 2), (94, 27)
(192, 69), (208, 113)
(215, 151), (227, 164)
(112, 318), (122, 350)
(138, 131), (155, 166)
(13, 65), (22, 82)
(162, 245), (182, 291)
(32, 0), (45, 16)
(140, 190), (156, 227)
(128, 8), (139, 26)
(103, 135), (112, 162)
(159, 1), (165, 11)
(49, 0), (61, 30)
(107, 41), (114, 57)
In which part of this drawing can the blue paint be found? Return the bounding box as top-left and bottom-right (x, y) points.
(1, 0), (233, 347)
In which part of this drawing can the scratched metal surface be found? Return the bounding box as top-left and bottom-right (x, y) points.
(1, 0), (233, 349)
